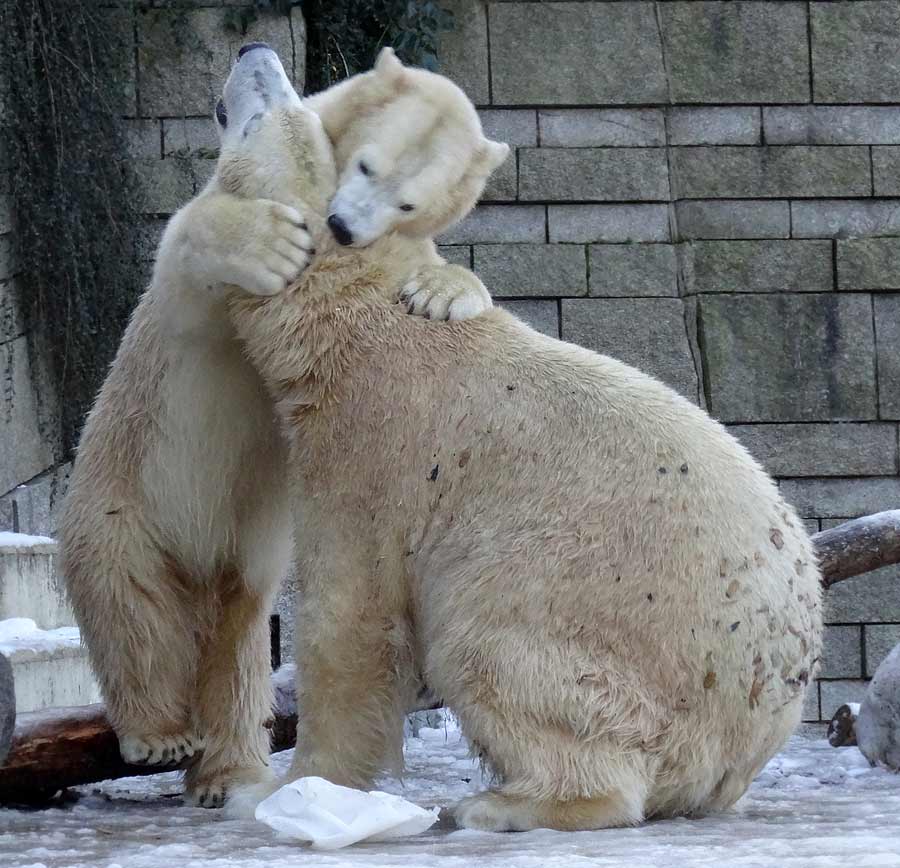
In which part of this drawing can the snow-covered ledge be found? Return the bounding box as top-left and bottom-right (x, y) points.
(0, 531), (72, 630)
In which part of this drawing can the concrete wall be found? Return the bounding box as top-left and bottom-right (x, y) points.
(2, 2), (899, 722)
(435, 1), (900, 723)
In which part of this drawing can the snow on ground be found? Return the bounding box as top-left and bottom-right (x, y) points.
(1, 714), (899, 868)
(0, 532), (56, 549)
(0, 619), (81, 656)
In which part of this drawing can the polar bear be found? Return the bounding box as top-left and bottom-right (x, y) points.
(58, 46), (507, 807)
(217, 50), (823, 830)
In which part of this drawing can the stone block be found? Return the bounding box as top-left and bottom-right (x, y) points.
(866, 625), (900, 677)
(764, 106), (900, 145)
(124, 119), (162, 160)
(479, 110), (536, 201)
(0, 337), (58, 496)
(438, 246), (471, 268)
(819, 626), (863, 679)
(875, 294), (900, 419)
(520, 148), (669, 202)
(804, 519), (821, 535)
(162, 117), (220, 158)
(819, 679), (870, 721)
(698, 294), (877, 423)
(728, 423), (898, 477)
(671, 146), (871, 199)
(0, 463), (70, 538)
(438, 205), (545, 245)
(539, 109), (665, 148)
(676, 201), (789, 240)
(436, 0), (489, 105)
(137, 7), (303, 117)
(680, 240), (833, 294)
(135, 218), (166, 262)
(668, 108), (761, 146)
(0, 236), (16, 282)
(792, 200), (900, 239)
(802, 683), (820, 723)
(490, 2), (667, 105)
(589, 244), (678, 297)
(499, 300), (559, 338)
(101, 8), (137, 116)
(0, 539), (72, 629)
(838, 238), (900, 291)
(473, 244), (586, 298)
(659, 1), (810, 103)
(824, 564), (900, 624)
(0, 196), (12, 235)
(873, 147), (900, 196)
(561, 298), (699, 401)
(781, 478), (900, 520)
(811, 2), (900, 102)
(549, 205), (670, 244)
(135, 158), (216, 215)
(0, 278), (24, 344)
(10, 644), (102, 714)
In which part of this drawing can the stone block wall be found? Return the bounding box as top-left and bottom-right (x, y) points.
(436, 1), (900, 723)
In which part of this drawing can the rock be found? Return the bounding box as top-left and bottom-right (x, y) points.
(856, 643), (900, 770)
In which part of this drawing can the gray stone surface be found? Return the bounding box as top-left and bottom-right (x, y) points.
(0, 338), (58, 497)
(819, 679), (870, 721)
(479, 110), (536, 201)
(561, 298), (699, 401)
(589, 244), (678, 297)
(0, 198), (11, 235)
(680, 240), (833, 294)
(549, 205), (670, 243)
(519, 148), (669, 202)
(802, 683), (820, 722)
(675, 201), (790, 240)
(437, 0), (489, 105)
(811, 1), (900, 103)
(698, 294), (877, 422)
(0, 652), (13, 765)
(134, 158), (215, 215)
(668, 108), (761, 146)
(819, 625), (863, 679)
(162, 117), (220, 158)
(824, 564), (900, 624)
(866, 626), (900, 677)
(764, 106), (900, 145)
(499, 300), (559, 338)
(490, 2), (667, 105)
(473, 244), (586, 298)
(438, 246), (471, 268)
(875, 294), (900, 419)
(872, 147), (900, 196)
(671, 146), (871, 199)
(138, 7), (303, 117)
(781, 478), (900, 519)
(0, 236), (16, 282)
(729, 423), (898, 477)
(439, 206), (545, 245)
(838, 238), (900, 291)
(790, 200), (900, 239)
(0, 279), (24, 344)
(539, 109), (665, 148)
(125, 120), (163, 160)
(0, 464), (70, 537)
(659, 1), (810, 103)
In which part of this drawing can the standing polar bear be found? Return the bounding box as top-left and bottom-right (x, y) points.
(59, 46), (506, 807)
(219, 50), (823, 831)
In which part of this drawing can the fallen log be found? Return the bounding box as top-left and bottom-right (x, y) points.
(812, 509), (900, 588)
(2, 511), (900, 804)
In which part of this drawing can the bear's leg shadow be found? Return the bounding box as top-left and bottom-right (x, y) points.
(64, 528), (204, 766)
(184, 566), (280, 808)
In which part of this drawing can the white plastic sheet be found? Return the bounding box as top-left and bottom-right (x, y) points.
(254, 776), (439, 850)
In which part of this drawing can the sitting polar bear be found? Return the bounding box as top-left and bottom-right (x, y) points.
(219, 51), (824, 830)
(59, 46), (507, 807)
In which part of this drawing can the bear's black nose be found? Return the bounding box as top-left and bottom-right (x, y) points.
(327, 214), (354, 246)
(238, 42), (270, 59)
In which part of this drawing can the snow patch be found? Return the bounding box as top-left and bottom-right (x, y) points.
(0, 617), (81, 656)
(0, 531), (56, 549)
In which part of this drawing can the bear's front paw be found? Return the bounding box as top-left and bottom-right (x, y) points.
(400, 264), (492, 322)
(119, 730), (204, 766)
(228, 201), (315, 297)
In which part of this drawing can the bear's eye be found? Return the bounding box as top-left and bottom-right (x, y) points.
(399, 203), (415, 212)
(359, 161), (371, 176)
(215, 99), (228, 128)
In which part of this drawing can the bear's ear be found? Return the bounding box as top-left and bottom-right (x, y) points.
(374, 47), (405, 83)
(478, 139), (510, 173)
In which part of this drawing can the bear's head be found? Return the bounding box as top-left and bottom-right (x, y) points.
(306, 48), (509, 248)
(213, 43), (337, 219)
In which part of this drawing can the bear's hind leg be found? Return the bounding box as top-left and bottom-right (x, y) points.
(185, 567), (279, 808)
(454, 788), (644, 832)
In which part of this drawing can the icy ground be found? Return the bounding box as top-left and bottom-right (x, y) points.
(1, 714), (899, 868)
